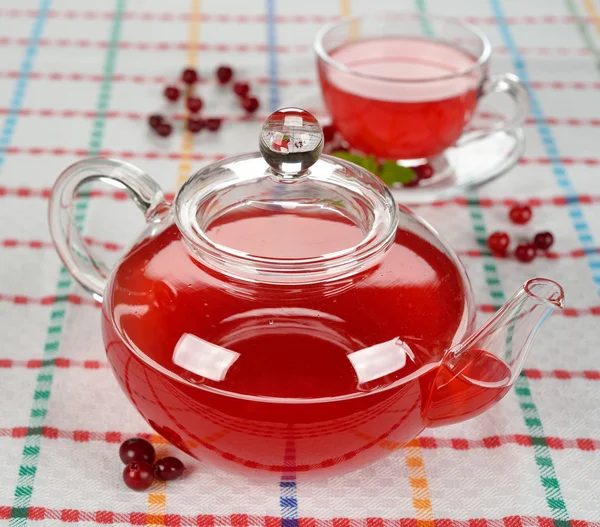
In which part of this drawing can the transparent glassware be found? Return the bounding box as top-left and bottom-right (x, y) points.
(49, 108), (562, 477)
(315, 13), (529, 189)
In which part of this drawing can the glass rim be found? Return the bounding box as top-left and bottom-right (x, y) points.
(314, 12), (493, 84)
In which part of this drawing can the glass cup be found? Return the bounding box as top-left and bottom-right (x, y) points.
(315, 13), (529, 173)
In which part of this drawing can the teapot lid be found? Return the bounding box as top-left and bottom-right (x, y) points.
(174, 108), (399, 284)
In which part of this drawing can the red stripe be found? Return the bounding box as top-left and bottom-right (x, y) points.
(0, 147), (226, 161)
(0, 9), (340, 23)
(530, 80), (600, 89)
(3, 238), (598, 261)
(1, 148), (598, 165)
(0, 10), (595, 25)
(1, 107), (598, 128)
(0, 71), (596, 91)
(0, 426), (599, 453)
(2, 238), (120, 251)
(0, 37), (312, 53)
(0, 508), (595, 527)
(456, 248), (600, 259)
(0, 358), (108, 369)
(3, 185), (599, 208)
(0, 293), (598, 315)
(0, 37), (593, 55)
(0, 358), (597, 381)
(0, 294), (99, 308)
(0, 70), (315, 87)
(524, 369), (600, 380)
(0, 107), (267, 121)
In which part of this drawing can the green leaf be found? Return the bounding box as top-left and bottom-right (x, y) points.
(332, 151), (379, 173)
(331, 150), (364, 165)
(379, 161), (416, 185)
(361, 155), (379, 174)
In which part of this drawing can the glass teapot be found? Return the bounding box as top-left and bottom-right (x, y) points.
(49, 108), (564, 477)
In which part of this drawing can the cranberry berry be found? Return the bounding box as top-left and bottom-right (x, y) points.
(164, 86), (180, 102)
(186, 96), (203, 113)
(154, 456), (185, 481)
(403, 178), (420, 188)
(187, 118), (204, 134)
(148, 114), (164, 129)
(119, 437), (156, 464)
(322, 124), (336, 143)
(515, 243), (536, 263)
(181, 68), (198, 85)
(534, 231), (554, 251)
(414, 163), (434, 180)
(487, 231), (510, 256)
(123, 461), (154, 491)
(242, 97), (259, 114)
(156, 122), (173, 137)
(233, 82), (250, 98)
(205, 118), (222, 132)
(509, 204), (533, 225)
(216, 65), (234, 84)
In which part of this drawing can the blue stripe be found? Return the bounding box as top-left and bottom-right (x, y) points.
(266, 0), (280, 111)
(0, 0), (51, 174)
(266, 2), (298, 522)
(279, 476), (299, 527)
(490, 0), (600, 296)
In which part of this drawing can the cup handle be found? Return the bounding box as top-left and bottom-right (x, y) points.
(48, 157), (167, 302)
(474, 72), (530, 132)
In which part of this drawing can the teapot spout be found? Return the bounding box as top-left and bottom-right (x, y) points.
(426, 278), (564, 427)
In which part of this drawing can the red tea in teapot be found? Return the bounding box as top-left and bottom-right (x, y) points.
(103, 208), (510, 475)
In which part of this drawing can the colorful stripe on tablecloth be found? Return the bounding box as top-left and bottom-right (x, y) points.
(1, 73), (599, 90)
(175, 0), (200, 189)
(4, 185), (600, 208)
(564, 0), (600, 69)
(1, 507), (600, 527)
(265, 0), (300, 522)
(2, 426), (600, 452)
(7, 1), (125, 524)
(0, 0), (49, 174)
(2, 293), (600, 316)
(491, 0), (600, 298)
(468, 2), (572, 522)
(0, 8), (598, 25)
(2, 0), (52, 523)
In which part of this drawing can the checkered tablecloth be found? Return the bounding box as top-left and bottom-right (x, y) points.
(1, 0), (599, 525)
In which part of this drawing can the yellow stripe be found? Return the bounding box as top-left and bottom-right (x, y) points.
(583, 0), (600, 33)
(340, 0), (351, 16)
(176, 0), (201, 189)
(144, 3), (201, 522)
(146, 437), (169, 527)
(404, 440), (435, 527)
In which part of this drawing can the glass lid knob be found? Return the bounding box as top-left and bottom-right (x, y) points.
(259, 107), (324, 180)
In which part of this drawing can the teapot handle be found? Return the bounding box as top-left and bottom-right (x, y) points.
(48, 157), (167, 302)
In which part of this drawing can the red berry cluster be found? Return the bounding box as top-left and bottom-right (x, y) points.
(148, 66), (260, 138)
(120, 437), (184, 491)
(487, 204), (555, 263)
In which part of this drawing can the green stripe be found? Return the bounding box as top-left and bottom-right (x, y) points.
(468, 200), (570, 524)
(8, 2), (126, 524)
(564, 0), (600, 72)
(414, 1), (571, 524)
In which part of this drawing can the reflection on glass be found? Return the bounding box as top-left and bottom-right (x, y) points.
(173, 333), (240, 382)
(348, 337), (415, 384)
